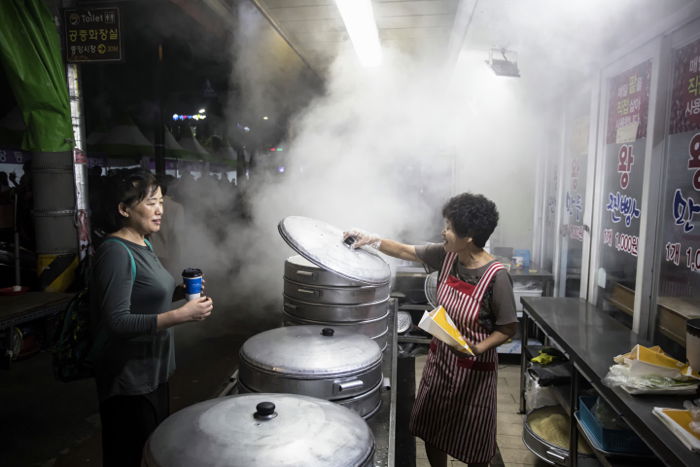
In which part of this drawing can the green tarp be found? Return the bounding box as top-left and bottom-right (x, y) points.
(0, 0), (73, 152)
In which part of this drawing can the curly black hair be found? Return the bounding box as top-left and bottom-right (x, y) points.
(442, 193), (499, 248)
(100, 168), (160, 233)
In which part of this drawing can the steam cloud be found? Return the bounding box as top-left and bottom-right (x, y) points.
(174, 0), (687, 317)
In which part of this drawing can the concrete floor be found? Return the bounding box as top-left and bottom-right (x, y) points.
(2, 295), (544, 467)
(413, 356), (549, 467)
(1, 278), (280, 467)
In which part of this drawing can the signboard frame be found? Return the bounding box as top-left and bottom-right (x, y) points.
(63, 6), (123, 63)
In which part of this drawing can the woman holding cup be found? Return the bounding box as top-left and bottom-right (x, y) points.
(91, 169), (213, 467)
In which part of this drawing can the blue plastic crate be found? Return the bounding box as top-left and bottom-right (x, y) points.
(578, 396), (652, 454)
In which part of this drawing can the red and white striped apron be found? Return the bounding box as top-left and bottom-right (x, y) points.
(409, 253), (504, 464)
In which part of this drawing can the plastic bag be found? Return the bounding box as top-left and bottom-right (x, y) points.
(525, 368), (558, 412)
(603, 363), (699, 394)
(592, 397), (626, 430)
(683, 399), (700, 435)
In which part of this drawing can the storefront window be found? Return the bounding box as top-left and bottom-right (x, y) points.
(596, 61), (652, 319)
(656, 38), (700, 345)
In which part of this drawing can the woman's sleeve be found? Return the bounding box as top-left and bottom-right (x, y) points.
(492, 270), (518, 325)
(93, 243), (157, 336)
(414, 243), (446, 272)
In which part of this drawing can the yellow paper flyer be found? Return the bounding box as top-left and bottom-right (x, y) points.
(418, 306), (474, 355)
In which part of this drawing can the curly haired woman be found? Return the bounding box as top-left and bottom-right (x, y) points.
(346, 192), (517, 467)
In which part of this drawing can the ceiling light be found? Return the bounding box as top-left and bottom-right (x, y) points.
(486, 48), (520, 78)
(334, 0), (382, 67)
(198, 108), (206, 114)
(263, 116), (269, 120)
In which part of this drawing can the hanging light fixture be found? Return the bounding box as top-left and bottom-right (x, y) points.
(486, 48), (520, 77)
(334, 0), (382, 67)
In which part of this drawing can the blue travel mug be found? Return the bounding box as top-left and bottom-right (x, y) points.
(182, 268), (203, 301)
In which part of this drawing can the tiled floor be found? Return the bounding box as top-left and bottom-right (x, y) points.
(413, 356), (549, 467)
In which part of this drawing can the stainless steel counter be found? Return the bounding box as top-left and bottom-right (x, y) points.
(521, 296), (700, 467)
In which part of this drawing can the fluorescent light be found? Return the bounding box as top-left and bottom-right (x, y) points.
(334, 0), (382, 67)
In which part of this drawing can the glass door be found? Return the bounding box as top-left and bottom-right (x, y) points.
(558, 88), (592, 297)
(589, 55), (655, 325)
(654, 19), (700, 348)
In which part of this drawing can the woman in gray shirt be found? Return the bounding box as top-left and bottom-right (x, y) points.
(91, 169), (213, 467)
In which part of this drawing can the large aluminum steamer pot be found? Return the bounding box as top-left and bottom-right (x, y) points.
(285, 255), (369, 287)
(238, 377), (383, 419)
(281, 310), (389, 343)
(281, 314), (389, 351)
(283, 295), (388, 321)
(143, 393), (375, 467)
(238, 326), (383, 401)
(284, 277), (391, 305)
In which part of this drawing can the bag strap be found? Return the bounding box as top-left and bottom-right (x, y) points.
(85, 237), (144, 366)
(103, 237), (138, 283)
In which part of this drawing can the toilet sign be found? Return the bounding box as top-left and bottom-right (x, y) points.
(64, 7), (122, 63)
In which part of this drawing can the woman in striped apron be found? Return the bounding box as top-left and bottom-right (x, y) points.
(345, 192), (518, 466)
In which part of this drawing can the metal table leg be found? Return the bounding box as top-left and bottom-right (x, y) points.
(568, 365), (580, 467)
(519, 311), (529, 414)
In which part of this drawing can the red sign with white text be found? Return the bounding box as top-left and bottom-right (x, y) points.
(669, 38), (700, 135)
(606, 61), (652, 144)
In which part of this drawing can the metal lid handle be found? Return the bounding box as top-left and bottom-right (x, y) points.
(254, 402), (278, 420)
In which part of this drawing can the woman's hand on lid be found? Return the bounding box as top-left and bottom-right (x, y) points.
(342, 229), (382, 249)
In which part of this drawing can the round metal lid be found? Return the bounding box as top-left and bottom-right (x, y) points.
(278, 216), (391, 285)
(397, 311), (412, 334)
(145, 393), (375, 467)
(240, 326), (382, 377)
(425, 271), (438, 307)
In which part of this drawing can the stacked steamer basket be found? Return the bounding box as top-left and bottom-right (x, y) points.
(237, 325), (384, 418)
(282, 255), (391, 350)
(277, 216), (393, 350)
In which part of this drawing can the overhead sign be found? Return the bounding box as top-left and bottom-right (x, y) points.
(64, 7), (122, 63)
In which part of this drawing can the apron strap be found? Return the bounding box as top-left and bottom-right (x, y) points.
(471, 261), (505, 303)
(438, 251), (457, 283)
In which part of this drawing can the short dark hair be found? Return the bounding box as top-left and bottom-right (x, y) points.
(442, 193), (499, 248)
(102, 169), (160, 233)
(155, 174), (175, 196)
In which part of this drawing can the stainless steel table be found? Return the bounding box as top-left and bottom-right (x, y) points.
(0, 292), (73, 329)
(520, 296), (700, 467)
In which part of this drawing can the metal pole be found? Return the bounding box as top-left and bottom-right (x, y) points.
(12, 192), (21, 291)
(155, 43), (166, 175)
(67, 63), (92, 260)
